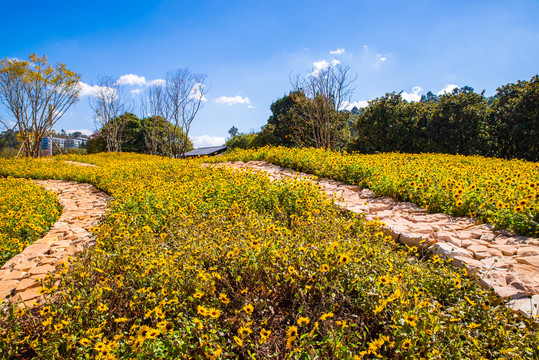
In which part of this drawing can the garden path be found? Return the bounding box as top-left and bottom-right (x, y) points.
(0, 178), (109, 308)
(219, 160), (539, 319)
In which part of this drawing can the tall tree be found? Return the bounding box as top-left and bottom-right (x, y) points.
(89, 76), (130, 152)
(164, 69), (207, 157)
(491, 75), (539, 161)
(291, 63), (355, 149)
(0, 54), (80, 157)
(140, 84), (167, 155)
(141, 70), (207, 157)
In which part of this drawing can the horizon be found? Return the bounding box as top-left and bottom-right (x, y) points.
(1, 0), (538, 148)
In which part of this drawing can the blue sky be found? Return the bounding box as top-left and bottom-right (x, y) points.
(1, 0), (538, 147)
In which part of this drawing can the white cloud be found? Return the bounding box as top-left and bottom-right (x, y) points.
(363, 45), (368, 50)
(373, 53), (388, 68)
(190, 82), (208, 102)
(437, 84), (459, 95)
(401, 86), (423, 102)
(116, 74), (165, 87)
(309, 60), (330, 76)
(313, 60), (329, 70)
(78, 81), (115, 97)
(343, 100), (370, 110)
(214, 95), (251, 106)
(65, 129), (94, 136)
(331, 59), (341, 66)
(147, 79), (166, 86)
(191, 135), (226, 148)
(130, 89), (142, 94)
(117, 74), (147, 86)
(330, 48), (345, 55)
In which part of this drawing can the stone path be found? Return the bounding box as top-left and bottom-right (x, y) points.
(219, 161), (539, 319)
(0, 180), (109, 308)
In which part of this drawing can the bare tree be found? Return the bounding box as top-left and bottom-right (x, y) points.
(89, 76), (131, 152)
(140, 84), (168, 155)
(291, 63), (356, 149)
(163, 69), (207, 157)
(0, 54), (80, 157)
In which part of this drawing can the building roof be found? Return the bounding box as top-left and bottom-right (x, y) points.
(184, 145), (227, 157)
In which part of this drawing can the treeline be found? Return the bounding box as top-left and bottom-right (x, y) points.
(229, 74), (538, 161)
(87, 113), (194, 155)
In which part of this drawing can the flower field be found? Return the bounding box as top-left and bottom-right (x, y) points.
(0, 153), (538, 359)
(0, 177), (61, 267)
(221, 147), (539, 237)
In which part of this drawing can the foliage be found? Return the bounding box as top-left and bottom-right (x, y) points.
(119, 113), (145, 153)
(222, 147), (539, 237)
(225, 132), (258, 150)
(491, 75), (539, 161)
(0, 54), (81, 158)
(352, 75), (538, 161)
(353, 89), (490, 155)
(353, 93), (421, 153)
(0, 177), (61, 266)
(0, 153), (537, 359)
(87, 132), (107, 154)
(93, 113), (193, 155)
(265, 92), (302, 147)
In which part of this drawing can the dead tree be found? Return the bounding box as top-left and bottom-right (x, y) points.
(163, 69), (207, 158)
(140, 84), (168, 155)
(291, 63), (356, 149)
(89, 76), (130, 152)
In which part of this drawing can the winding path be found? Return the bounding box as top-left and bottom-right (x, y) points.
(0, 179), (110, 308)
(219, 160), (539, 319)
(2, 158), (537, 319)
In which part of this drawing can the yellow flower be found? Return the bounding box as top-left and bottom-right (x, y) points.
(233, 336), (243, 347)
(238, 326), (252, 337)
(401, 338), (412, 349)
(464, 296), (476, 306)
(205, 347), (222, 360)
(320, 312), (334, 320)
(259, 328), (272, 344)
(403, 313), (418, 327)
(337, 254), (350, 265)
(219, 293), (230, 305)
(137, 325), (151, 339)
(297, 316), (310, 326)
(286, 325), (298, 340)
(97, 303), (108, 313)
(197, 305), (208, 316)
(243, 304), (254, 314)
(208, 308), (221, 319)
(373, 300), (386, 314)
(193, 291), (204, 299)
(145, 328), (160, 340)
(319, 264), (330, 272)
(157, 320), (173, 333)
(79, 338), (92, 346)
(194, 318), (203, 330)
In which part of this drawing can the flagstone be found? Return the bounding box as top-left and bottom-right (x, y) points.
(0, 179), (109, 309)
(219, 160), (539, 320)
